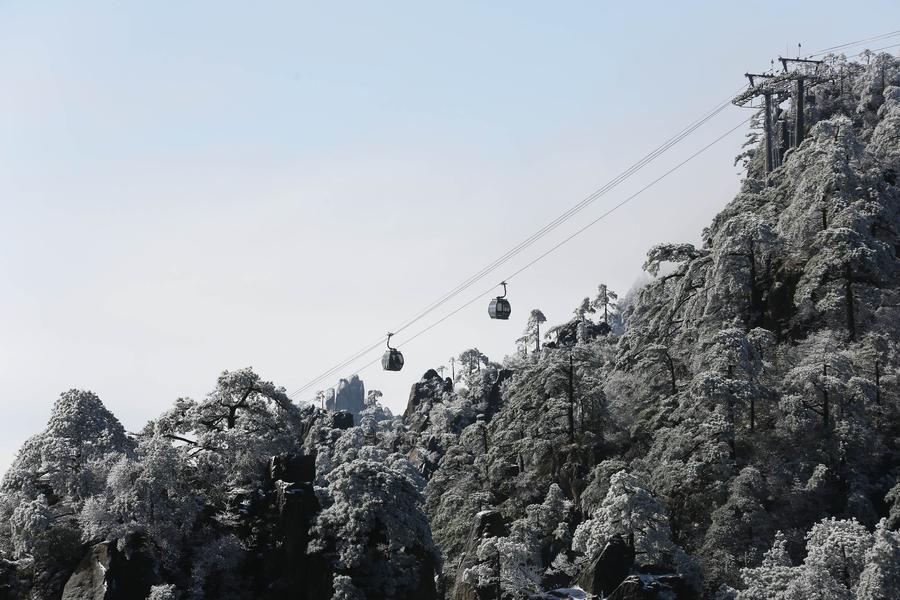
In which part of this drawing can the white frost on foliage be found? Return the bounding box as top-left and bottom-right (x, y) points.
(738, 517), (897, 600)
(310, 457), (436, 598)
(572, 471), (697, 582)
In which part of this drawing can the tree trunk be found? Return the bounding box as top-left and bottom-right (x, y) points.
(875, 360), (881, 405)
(748, 240), (761, 327)
(727, 401), (736, 460)
(845, 263), (856, 341)
(749, 395), (755, 433)
(226, 387), (255, 430)
(567, 355), (575, 443)
(495, 548), (502, 600)
(665, 353), (677, 395)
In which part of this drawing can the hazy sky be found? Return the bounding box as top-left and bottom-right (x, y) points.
(2, 1), (898, 474)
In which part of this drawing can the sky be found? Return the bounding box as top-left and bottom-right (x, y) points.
(2, 1), (899, 474)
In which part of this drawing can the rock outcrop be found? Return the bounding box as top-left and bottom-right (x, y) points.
(61, 544), (111, 600)
(270, 452), (317, 485)
(452, 510), (508, 600)
(576, 535), (635, 596)
(485, 369), (514, 420)
(331, 410), (354, 430)
(61, 532), (155, 600)
(607, 574), (690, 599)
(404, 369), (451, 430)
(333, 374), (366, 414)
(0, 558), (30, 600)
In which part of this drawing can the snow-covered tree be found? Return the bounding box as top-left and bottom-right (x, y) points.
(458, 348), (488, 375)
(573, 471), (697, 587)
(310, 457), (438, 599)
(642, 243), (706, 277)
(592, 284), (618, 324)
(525, 309), (547, 353)
(856, 519), (900, 600)
(701, 467), (775, 589)
(737, 531), (797, 600)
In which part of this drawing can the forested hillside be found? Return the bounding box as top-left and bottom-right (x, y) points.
(2, 53), (899, 600)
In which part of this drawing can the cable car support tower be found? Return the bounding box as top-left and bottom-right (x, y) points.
(732, 56), (824, 174)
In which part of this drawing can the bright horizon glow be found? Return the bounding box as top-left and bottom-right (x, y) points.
(2, 1), (899, 474)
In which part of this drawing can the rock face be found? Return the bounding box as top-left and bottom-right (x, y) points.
(404, 370), (447, 426)
(576, 535), (635, 596)
(0, 560), (16, 600)
(331, 410), (354, 430)
(485, 369), (514, 420)
(61, 543), (110, 600)
(452, 510), (508, 600)
(237, 451), (329, 600)
(270, 482), (322, 597)
(0, 559), (30, 600)
(399, 546), (439, 600)
(471, 510), (507, 539)
(333, 374), (366, 414)
(107, 533), (156, 599)
(61, 532), (155, 600)
(270, 452), (317, 485)
(607, 574), (689, 600)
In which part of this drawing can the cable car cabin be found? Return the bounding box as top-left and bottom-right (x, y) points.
(488, 281), (512, 320)
(382, 332), (404, 371)
(382, 348), (404, 371)
(488, 297), (511, 320)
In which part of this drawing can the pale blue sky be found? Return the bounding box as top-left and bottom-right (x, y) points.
(2, 1), (898, 473)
